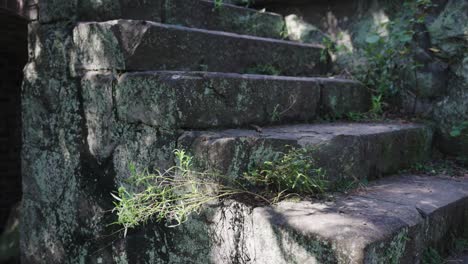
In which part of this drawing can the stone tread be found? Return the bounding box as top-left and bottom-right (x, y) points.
(73, 20), (327, 75)
(83, 71), (370, 130)
(241, 174), (468, 263)
(79, 0), (285, 39)
(179, 122), (433, 180)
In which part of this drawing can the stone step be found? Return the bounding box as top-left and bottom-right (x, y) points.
(131, 0), (284, 39)
(73, 20), (327, 75)
(82, 71), (370, 130)
(195, 175), (468, 263)
(179, 122), (433, 181)
(79, 0), (285, 38)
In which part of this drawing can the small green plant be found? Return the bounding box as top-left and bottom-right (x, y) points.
(271, 104), (281, 122)
(244, 147), (329, 199)
(213, 0), (224, 10)
(269, 95), (298, 123)
(370, 94), (384, 117)
(450, 121), (468, 138)
(112, 150), (245, 235)
(320, 37), (334, 63)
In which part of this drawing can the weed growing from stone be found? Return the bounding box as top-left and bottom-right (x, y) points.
(244, 147), (329, 200)
(112, 150), (255, 235)
(269, 95), (298, 123)
(213, 0), (224, 10)
(113, 148), (333, 234)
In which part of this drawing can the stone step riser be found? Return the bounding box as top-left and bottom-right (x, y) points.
(73, 20), (327, 75)
(82, 71), (370, 131)
(179, 123), (433, 181)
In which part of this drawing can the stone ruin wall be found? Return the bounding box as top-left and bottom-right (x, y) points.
(19, 0), (467, 263)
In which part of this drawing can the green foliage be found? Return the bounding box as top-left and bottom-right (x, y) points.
(244, 147), (329, 198)
(351, 0), (434, 115)
(422, 247), (444, 264)
(370, 94), (384, 116)
(320, 37), (334, 63)
(450, 121), (468, 138)
(113, 148), (329, 234)
(112, 150), (244, 234)
(213, 0), (224, 10)
(270, 104), (281, 122)
(269, 95), (298, 123)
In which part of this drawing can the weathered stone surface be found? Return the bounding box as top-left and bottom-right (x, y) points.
(112, 125), (177, 186)
(428, 0), (468, 59)
(81, 72), (177, 183)
(179, 122), (433, 180)
(285, 14), (329, 43)
(21, 22), (87, 264)
(163, 0), (285, 39)
(39, 0), (285, 39)
(264, 0), (467, 160)
(81, 72), (118, 161)
(115, 174), (468, 263)
(73, 20), (327, 75)
(446, 253), (468, 264)
(113, 71), (369, 129)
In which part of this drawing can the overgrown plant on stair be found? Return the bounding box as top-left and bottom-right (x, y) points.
(112, 148), (329, 234)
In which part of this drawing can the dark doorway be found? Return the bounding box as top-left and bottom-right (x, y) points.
(0, 8), (27, 234)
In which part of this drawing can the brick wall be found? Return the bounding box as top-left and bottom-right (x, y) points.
(0, 9), (27, 232)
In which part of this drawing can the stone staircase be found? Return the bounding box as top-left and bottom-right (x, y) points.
(70, 1), (468, 263)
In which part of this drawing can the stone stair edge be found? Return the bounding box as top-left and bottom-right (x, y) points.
(198, 0), (283, 16)
(76, 19), (324, 48)
(178, 122), (433, 182)
(112, 70), (359, 83)
(177, 173), (468, 263)
(251, 174), (468, 263)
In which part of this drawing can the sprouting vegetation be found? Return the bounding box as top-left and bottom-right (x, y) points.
(112, 150), (250, 234)
(213, 0), (224, 10)
(112, 148), (342, 234)
(244, 147), (329, 201)
(451, 121), (468, 138)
